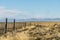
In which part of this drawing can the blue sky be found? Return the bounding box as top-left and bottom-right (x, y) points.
(0, 0), (60, 19)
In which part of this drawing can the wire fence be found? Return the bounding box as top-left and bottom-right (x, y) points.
(0, 18), (35, 36)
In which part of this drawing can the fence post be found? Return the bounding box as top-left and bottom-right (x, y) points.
(24, 22), (26, 28)
(4, 18), (8, 37)
(12, 19), (16, 36)
(13, 19), (15, 31)
(30, 22), (31, 26)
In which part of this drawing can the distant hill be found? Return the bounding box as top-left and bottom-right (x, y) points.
(0, 18), (60, 22)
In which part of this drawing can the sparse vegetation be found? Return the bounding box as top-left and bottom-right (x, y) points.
(0, 22), (60, 40)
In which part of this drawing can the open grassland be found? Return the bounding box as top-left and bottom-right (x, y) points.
(0, 22), (60, 40)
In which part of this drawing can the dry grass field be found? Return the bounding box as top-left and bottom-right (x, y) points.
(0, 22), (60, 40)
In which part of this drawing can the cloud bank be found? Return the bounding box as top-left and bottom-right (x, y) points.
(0, 6), (43, 19)
(0, 6), (23, 19)
(0, 6), (53, 19)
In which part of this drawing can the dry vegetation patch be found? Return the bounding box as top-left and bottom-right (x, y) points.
(0, 22), (60, 40)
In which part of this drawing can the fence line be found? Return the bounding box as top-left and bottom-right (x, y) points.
(0, 18), (35, 36)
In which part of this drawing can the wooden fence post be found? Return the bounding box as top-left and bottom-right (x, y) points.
(30, 22), (31, 26)
(12, 19), (16, 36)
(4, 18), (7, 37)
(13, 19), (15, 31)
(24, 22), (26, 28)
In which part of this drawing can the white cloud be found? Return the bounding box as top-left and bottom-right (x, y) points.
(0, 6), (41, 19)
(0, 6), (48, 19)
(0, 6), (24, 19)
